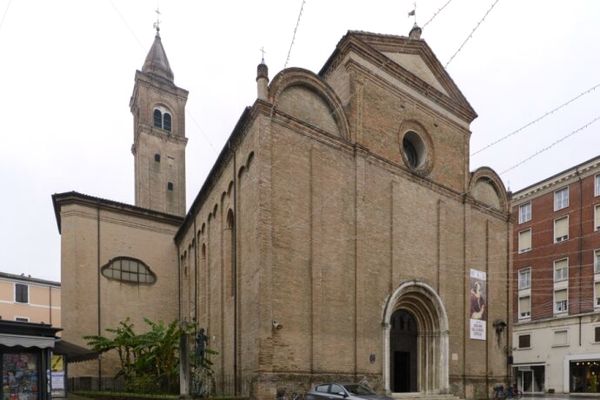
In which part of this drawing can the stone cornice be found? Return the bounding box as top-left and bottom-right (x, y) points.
(174, 106), (257, 244)
(52, 191), (183, 234)
(133, 70), (189, 99)
(0, 272), (61, 287)
(132, 124), (188, 152)
(511, 155), (600, 204)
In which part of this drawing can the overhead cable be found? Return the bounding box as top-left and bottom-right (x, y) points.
(284, 0), (307, 69)
(0, 0), (13, 36)
(445, 0), (500, 68)
(473, 82), (600, 156)
(500, 115), (600, 175)
(422, 0), (454, 29)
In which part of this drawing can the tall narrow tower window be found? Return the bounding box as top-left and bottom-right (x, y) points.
(153, 109), (162, 128)
(163, 113), (172, 131)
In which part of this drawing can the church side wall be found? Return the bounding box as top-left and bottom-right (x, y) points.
(60, 203), (179, 378)
(177, 121), (261, 393)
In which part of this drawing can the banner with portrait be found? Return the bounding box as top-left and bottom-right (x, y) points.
(469, 268), (486, 340)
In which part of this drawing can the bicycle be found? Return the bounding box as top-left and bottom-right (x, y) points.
(492, 384), (523, 399)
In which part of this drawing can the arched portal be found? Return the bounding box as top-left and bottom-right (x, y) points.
(382, 281), (449, 395)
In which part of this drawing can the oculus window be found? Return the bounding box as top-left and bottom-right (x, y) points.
(101, 257), (156, 284)
(401, 130), (428, 171)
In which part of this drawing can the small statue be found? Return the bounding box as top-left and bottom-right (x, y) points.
(195, 328), (208, 361)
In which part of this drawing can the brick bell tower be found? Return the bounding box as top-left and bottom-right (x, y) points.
(130, 27), (188, 216)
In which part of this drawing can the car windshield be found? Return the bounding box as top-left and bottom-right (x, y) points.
(343, 385), (375, 395)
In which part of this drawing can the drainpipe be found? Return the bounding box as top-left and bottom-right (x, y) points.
(506, 205), (511, 383)
(97, 205), (102, 390)
(232, 144), (239, 396)
(577, 167), (583, 343)
(194, 218), (198, 323)
(48, 286), (52, 325)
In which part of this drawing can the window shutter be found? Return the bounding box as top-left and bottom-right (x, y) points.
(519, 296), (530, 316)
(519, 230), (532, 252)
(518, 334), (530, 348)
(553, 330), (567, 346)
(554, 217), (568, 240)
(555, 289), (567, 302)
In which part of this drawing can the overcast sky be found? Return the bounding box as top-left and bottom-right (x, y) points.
(0, 0), (599, 281)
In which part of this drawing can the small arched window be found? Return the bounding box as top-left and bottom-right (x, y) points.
(153, 106), (172, 132)
(101, 257), (156, 284)
(153, 109), (162, 128)
(163, 113), (172, 131)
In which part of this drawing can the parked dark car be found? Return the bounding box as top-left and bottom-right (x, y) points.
(306, 383), (392, 400)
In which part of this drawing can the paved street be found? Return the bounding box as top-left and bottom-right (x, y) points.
(521, 396), (600, 400)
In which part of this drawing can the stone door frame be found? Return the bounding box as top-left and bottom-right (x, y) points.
(382, 280), (449, 395)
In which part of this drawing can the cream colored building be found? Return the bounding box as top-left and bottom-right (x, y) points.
(53, 26), (512, 399)
(0, 272), (61, 326)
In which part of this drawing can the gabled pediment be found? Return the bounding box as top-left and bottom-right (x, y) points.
(320, 31), (477, 123)
(381, 52), (448, 96)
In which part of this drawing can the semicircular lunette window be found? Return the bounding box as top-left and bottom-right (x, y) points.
(101, 257), (156, 285)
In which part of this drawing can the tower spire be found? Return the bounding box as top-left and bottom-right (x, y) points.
(142, 14), (174, 82)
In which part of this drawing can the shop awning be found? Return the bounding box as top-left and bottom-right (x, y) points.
(53, 339), (99, 363)
(0, 333), (55, 349)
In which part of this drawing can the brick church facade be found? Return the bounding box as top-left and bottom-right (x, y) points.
(53, 26), (511, 399)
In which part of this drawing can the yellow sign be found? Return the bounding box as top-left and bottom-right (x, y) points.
(51, 355), (64, 372)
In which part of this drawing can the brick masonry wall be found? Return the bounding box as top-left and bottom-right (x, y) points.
(512, 172), (600, 322)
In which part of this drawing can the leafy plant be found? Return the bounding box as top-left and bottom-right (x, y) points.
(85, 318), (196, 394)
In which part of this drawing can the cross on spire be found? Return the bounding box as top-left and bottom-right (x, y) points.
(260, 46), (266, 63)
(153, 8), (161, 34)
